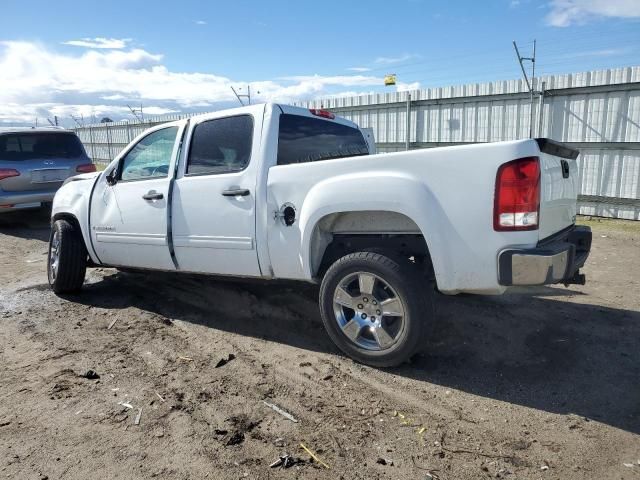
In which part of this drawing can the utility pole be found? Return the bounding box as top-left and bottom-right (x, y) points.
(71, 113), (84, 128)
(70, 114), (84, 128)
(230, 85), (259, 106)
(231, 86), (245, 106)
(513, 39), (536, 138)
(127, 104), (144, 123)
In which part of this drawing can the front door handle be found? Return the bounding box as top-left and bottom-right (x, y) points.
(222, 188), (250, 197)
(142, 190), (164, 201)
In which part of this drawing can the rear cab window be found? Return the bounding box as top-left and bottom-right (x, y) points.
(277, 114), (369, 166)
(0, 133), (85, 161)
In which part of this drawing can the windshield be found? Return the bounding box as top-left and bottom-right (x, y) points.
(0, 133), (85, 161)
(277, 114), (369, 165)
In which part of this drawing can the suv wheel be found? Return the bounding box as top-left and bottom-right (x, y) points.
(319, 251), (433, 367)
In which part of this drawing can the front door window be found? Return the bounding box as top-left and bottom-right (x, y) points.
(120, 127), (178, 181)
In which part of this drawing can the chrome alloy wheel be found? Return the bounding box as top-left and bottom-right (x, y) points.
(49, 230), (61, 281)
(332, 271), (406, 351)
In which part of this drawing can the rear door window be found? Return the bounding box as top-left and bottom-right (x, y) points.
(187, 115), (254, 175)
(0, 133), (85, 161)
(277, 114), (369, 166)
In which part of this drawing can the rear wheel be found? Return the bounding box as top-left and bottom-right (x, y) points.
(48, 219), (87, 294)
(319, 251), (433, 367)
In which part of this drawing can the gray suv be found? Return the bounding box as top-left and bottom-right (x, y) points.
(0, 128), (95, 213)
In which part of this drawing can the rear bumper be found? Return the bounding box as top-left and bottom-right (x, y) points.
(498, 225), (592, 286)
(0, 190), (56, 212)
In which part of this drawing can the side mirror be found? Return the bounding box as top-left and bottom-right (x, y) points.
(105, 170), (117, 186)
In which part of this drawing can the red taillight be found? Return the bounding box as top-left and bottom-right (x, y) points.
(494, 156), (540, 231)
(76, 163), (97, 173)
(0, 168), (20, 181)
(309, 108), (335, 120)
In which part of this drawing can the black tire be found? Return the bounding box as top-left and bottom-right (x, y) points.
(319, 251), (434, 367)
(47, 219), (87, 294)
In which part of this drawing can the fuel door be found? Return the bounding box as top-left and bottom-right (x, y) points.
(275, 202), (296, 226)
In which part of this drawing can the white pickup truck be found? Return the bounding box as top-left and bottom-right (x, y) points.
(49, 103), (591, 366)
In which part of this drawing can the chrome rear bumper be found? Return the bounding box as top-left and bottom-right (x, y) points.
(498, 225), (592, 286)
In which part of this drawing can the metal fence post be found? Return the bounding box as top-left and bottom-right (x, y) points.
(405, 92), (412, 151)
(106, 123), (113, 162)
(88, 125), (96, 162)
(537, 81), (546, 138)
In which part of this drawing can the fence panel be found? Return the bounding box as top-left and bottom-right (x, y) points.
(74, 66), (640, 220)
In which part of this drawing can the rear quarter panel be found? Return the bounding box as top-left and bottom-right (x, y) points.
(266, 139), (543, 294)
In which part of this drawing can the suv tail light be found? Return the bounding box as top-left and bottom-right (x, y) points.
(76, 163), (97, 173)
(0, 168), (20, 181)
(309, 109), (335, 120)
(494, 156), (540, 231)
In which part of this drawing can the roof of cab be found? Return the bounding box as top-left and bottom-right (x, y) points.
(185, 103), (359, 130)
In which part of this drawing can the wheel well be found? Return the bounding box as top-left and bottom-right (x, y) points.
(52, 213), (82, 233)
(310, 211), (435, 286)
(51, 213), (91, 261)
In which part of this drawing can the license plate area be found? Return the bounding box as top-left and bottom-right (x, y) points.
(31, 169), (69, 183)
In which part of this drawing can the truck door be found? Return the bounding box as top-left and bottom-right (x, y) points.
(171, 113), (262, 276)
(90, 124), (182, 270)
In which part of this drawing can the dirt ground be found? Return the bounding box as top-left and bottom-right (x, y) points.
(1, 210), (639, 480)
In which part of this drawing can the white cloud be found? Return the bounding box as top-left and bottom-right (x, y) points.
(510, 0), (521, 7)
(546, 0), (640, 26)
(0, 41), (384, 125)
(396, 81), (421, 92)
(347, 67), (372, 72)
(280, 74), (381, 87)
(62, 37), (132, 49)
(195, 20), (207, 25)
(373, 53), (419, 65)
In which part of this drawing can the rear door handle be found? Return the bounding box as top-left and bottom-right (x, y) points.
(222, 188), (250, 197)
(561, 160), (570, 178)
(142, 190), (164, 201)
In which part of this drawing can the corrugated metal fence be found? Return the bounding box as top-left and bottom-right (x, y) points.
(74, 66), (640, 220)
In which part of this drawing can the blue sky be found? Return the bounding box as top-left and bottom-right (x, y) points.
(1, 0), (639, 125)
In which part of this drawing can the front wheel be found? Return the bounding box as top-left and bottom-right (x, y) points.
(48, 219), (87, 294)
(319, 251), (433, 367)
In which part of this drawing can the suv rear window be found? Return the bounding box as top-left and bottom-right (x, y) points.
(277, 114), (369, 166)
(0, 133), (85, 161)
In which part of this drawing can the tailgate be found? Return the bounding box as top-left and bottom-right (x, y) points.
(536, 139), (579, 239)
